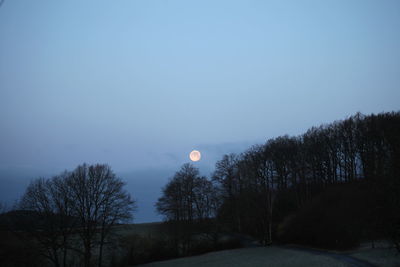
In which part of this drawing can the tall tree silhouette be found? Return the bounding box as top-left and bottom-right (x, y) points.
(18, 164), (136, 267)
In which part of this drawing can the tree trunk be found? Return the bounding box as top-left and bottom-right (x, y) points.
(50, 247), (61, 267)
(84, 240), (92, 267)
(62, 235), (68, 267)
(98, 232), (105, 267)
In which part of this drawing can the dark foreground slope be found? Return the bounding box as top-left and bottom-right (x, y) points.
(137, 245), (398, 267)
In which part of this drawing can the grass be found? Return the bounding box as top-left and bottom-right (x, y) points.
(137, 247), (352, 267)
(349, 241), (400, 267)
(116, 225), (400, 267)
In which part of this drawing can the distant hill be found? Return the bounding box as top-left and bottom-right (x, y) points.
(0, 210), (80, 231)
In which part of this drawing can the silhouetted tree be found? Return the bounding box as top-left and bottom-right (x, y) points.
(156, 163), (218, 255)
(18, 175), (74, 267)
(17, 163), (136, 267)
(212, 154), (241, 230)
(211, 111), (400, 248)
(66, 164), (135, 267)
(157, 112), (400, 250)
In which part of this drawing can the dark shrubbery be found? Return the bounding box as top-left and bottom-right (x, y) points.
(0, 231), (44, 267)
(120, 234), (177, 265)
(277, 182), (377, 250)
(120, 232), (243, 266)
(189, 235), (243, 255)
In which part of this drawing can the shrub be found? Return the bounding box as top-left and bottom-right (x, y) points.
(278, 182), (374, 250)
(120, 234), (177, 265)
(0, 231), (44, 267)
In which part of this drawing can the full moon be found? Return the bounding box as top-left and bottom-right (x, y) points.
(189, 150), (201, 162)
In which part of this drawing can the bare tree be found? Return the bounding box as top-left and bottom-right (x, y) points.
(212, 154), (241, 230)
(18, 177), (72, 267)
(156, 163), (218, 254)
(156, 163), (200, 223)
(18, 163), (136, 267)
(66, 163), (136, 267)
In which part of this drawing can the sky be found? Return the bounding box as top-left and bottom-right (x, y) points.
(1, 0), (399, 222)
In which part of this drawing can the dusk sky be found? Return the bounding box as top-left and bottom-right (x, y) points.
(1, 0), (399, 222)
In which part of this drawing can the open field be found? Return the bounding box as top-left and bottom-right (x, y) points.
(115, 224), (399, 267)
(138, 247), (352, 267)
(351, 248), (399, 267)
(136, 243), (400, 267)
(349, 241), (400, 267)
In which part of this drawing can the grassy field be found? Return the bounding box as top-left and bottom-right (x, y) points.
(349, 241), (400, 267)
(113, 224), (400, 267)
(350, 248), (399, 267)
(133, 241), (400, 267)
(137, 247), (352, 267)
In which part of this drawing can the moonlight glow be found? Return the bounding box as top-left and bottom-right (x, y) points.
(189, 150), (201, 162)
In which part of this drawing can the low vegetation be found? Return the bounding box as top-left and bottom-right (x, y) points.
(277, 182), (374, 249)
(117, 223), (243, 266)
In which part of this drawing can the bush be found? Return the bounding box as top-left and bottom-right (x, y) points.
(0, 231), (44, 267)
(120, 234), (177, 265)
(120, 231), (244, 265)
(188, 236), (243, 256)
(278, 182), (374, 250)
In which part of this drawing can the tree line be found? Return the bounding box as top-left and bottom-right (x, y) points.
(156, 111), (400, 251)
